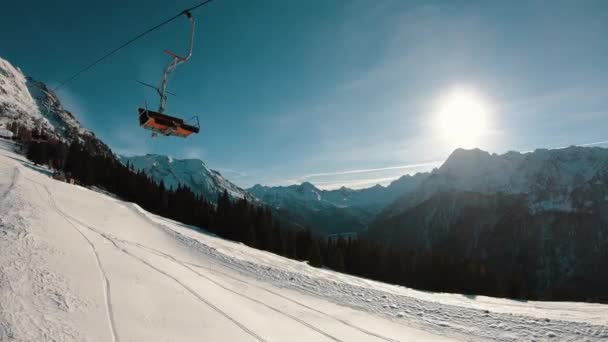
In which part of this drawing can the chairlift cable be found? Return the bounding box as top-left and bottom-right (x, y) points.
(53, 0), (214, 91)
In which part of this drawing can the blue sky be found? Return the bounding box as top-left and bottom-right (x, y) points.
(2, 0), (607, 189)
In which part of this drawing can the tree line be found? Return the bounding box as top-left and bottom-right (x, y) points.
(18, 127), (553, 301)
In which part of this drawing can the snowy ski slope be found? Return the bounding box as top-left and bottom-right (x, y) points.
(0, 139), (606, 341)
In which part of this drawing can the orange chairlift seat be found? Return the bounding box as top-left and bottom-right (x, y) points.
(137, 11), (200, 138)
(138, 108), (199, 137)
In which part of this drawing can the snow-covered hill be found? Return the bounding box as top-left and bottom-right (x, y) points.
(2, 139), (607, 341)
(120, 154), (251, 203)
(0, 56), (108, 154)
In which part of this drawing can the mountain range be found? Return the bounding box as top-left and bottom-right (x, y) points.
(368, 146), (608, 298)
(119, 153), (429, 234)
(248, 174), (428, 234)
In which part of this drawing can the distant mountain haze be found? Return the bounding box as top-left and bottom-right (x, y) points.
(248, 174), (428, 235)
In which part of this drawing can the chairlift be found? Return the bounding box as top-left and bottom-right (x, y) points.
(138, 11), (200, 138)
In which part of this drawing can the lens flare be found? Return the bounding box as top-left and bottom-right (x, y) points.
(435, 88), (490, 148)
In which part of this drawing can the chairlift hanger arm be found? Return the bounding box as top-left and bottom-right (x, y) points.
(136, 81), (177, 96)
(163, 11), (195, 61)
(158, 13), (195, 113)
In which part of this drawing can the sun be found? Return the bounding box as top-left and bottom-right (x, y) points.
(435, 88), (490, 148)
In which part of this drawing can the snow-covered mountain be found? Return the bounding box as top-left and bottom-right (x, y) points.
(382, 146), (608, 218)
(250, 173), (428, 211)
(0, 56), (109, 154)
(120, 154), (250, 203)
(0, 58), (40, 126)
(249, 174), (428, 234)
(370, 146), (608, 298)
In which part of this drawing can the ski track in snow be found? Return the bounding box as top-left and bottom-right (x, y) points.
(54, 198), (398, 342)
(121, 199), (404, 342)
(108, 238), (345, 342)
(38, 184), (269, 342)
(121, 243), (343, 342)
(51, 192), (400, 342)
(47, 191), (402, 342)
(110, 205), (403, 342)
(0, 166), (18, 207)
(131, 205), (608, 342)
(118, 239), (401, 342)
(1, 157), (83, 339)
(34, 182), (119, 342)
(1, 140), (608, 342)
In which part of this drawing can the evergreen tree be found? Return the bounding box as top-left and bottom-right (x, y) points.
(244, 224), (256, 247)
(333, 249), (345, 272)
(308, 240), (322, 267)
(286, 230), (297, 259)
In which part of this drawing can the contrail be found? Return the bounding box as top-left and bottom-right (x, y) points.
(296, 161), (442, 182)
(313, 176), (406, 190)
(294, 139), (608, 188)
(578, 140), (608, 147)
(215, 168), (247, 177)
(521, 139), (608, 153)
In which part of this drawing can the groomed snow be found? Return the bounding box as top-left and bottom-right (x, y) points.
(1, 138), (607, 341)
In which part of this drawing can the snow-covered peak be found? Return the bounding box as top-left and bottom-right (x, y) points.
(249, 182), (324, 207)
(299, 181), (318, 191)
(435, 148), (526, 194)
(120, 154), (250, 203)
(0, 57), (47, 130)
(437, 146), (608, 195)
(385, 146), (608, 216)
(0, 56), (108, 154)
(24, 77), (91, 139)
(296, 182), (322, 199)
(386, 172), (430, 190)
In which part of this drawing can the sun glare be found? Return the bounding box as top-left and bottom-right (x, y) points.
(435, 88), (490, 148)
